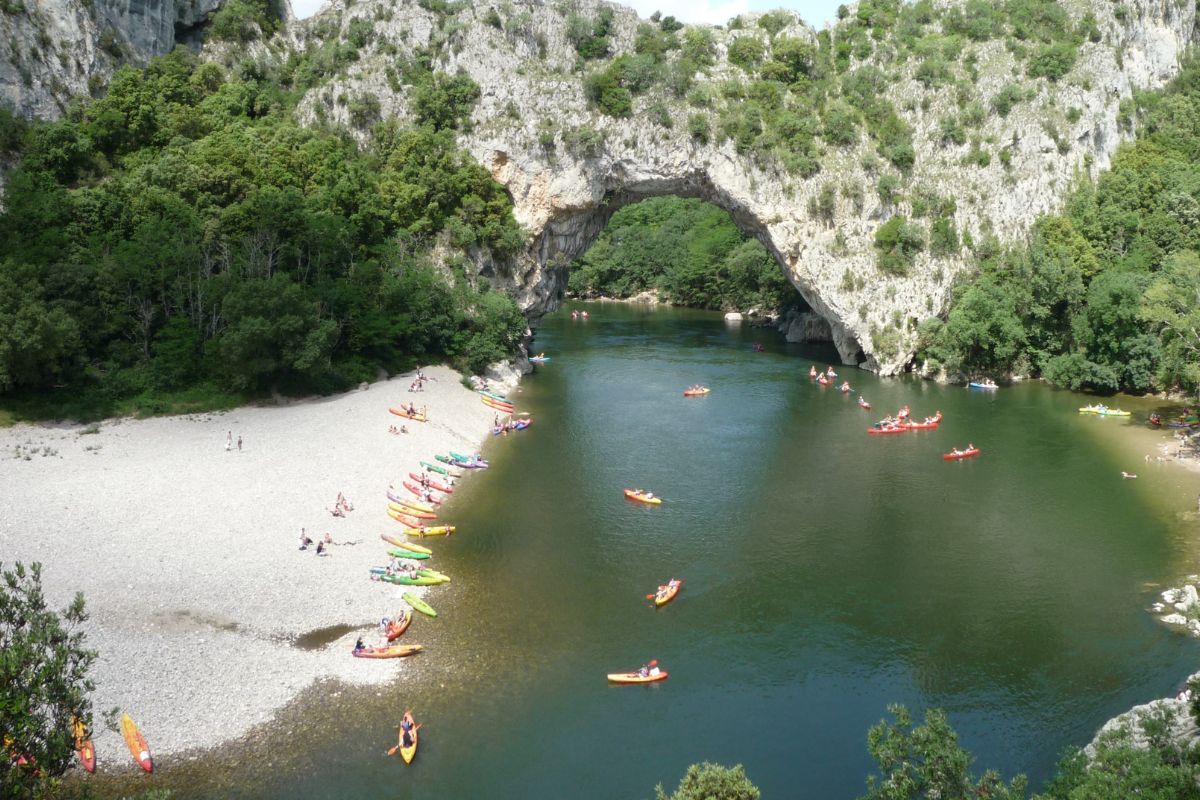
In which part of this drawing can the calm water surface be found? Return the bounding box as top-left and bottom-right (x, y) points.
(109, 303), (1200, 798)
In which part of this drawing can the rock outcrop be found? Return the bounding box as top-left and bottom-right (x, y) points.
(0, 0), (237, 118)
(291, 0), (1196, 372)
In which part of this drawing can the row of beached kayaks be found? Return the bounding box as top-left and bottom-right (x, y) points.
(37, 712), (150, 776)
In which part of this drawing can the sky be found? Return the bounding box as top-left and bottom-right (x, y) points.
(289, 0), (844, 28)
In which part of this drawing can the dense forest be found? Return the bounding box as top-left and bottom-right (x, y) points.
(567, 196), (798, 311)
(0, 48), (527, 420)
(919, 59), (1200, 396)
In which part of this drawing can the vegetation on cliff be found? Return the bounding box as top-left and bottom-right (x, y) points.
(919, 59), (1200, 395)
(567, 197), (797, 311)
(0, 49), (527, 420)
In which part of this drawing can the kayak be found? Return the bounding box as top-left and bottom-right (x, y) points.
(120, 713), (153, 773)
(73, 716), (95, 774)
(380, 533), (433, 554)
(624, 489), (662, 505)
(529, 356), (551, 363)
(388, 502), (437, 520)
(654, 579), (683, 608)
(943, 448), (981, 460)
(859, 400), (871, 410)
(482, 394), (514, 408)
(1079, 405), (1130, 416)
(388, 489), (440, 509)
(482, 398), (514, 413)
(386, 548), (430, 560)
(449, 451), (484, 464)
(421, 460), (462, 478)
(408, 472), (454, 493)
(418, 568), (451, 583)
(479, 390), (509, 402)
(403, 525), (456, 537)
(903, 419), (940, 430)
(352, 643), (423, 659)
(683, 387), (711, 397)
(403, 592), (437, 617)
(379, 573), (443, 586)
(403, 481), (444, 504)
(968, 382), (998, 390)
(400, 716), (418, 764)
(867, 426), (907, 435)
(388, 509), (428, 527)
(385, 613), (412, 641)
(607, 670), (668, 684)
(389, 408), (427, 422)
(816, 375), (830, 385)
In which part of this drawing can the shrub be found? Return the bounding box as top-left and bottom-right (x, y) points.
(874, 215), (924, 275)
(1027, 42), (1076, 81)
(929, 217), (959, 255)
(688, 113), (709, 143)
(727, 36), (765, 71)
(991, 83), (1023, 116)
(483, 7), (502, 29)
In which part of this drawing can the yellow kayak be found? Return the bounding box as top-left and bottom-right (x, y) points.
(391, 497), (437, 514)
(406, 525), (456, 537)
(607, 669), (668, 684)
(380, 533), (433, 553)
(388, 502), (437, 520)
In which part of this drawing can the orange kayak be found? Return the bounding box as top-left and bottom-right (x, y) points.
(607, 669), (668, 684)
(73, 716), (95, 773)
(683, 387), (711, 397)
(624, 489), (662, 505)
(389, 408), (427, 422)
(353, 643), (423, 659)
(654, 579), (683, 608)
(388, 508), (435, 526)
(120, 712), (153, 773)
(385, 612), (412, 641)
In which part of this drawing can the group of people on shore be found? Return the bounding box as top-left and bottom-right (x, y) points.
(388, 424), (408, 435)
(224, 431), (243, 452)
(332, 492), (353, 517)
(408, 369), (429, 393)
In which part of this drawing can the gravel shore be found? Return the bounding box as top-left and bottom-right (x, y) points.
(0, 367), (502, 769)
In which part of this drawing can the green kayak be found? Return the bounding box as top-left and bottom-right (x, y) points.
(421, 460), (453, 476)
(418, 568), (451, 583)
(403, 592), (437, 617)
(388, 548), (431, 561)
(479, 390), (509, 402)
(382, 574), (441, 586)
(449, 450), (474, 463)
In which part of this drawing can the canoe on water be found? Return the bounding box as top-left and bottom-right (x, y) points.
(943, 448), (981, 460)
(385, 613), (412, 641)
(683, 387), (711, 397)
(403, 592), (437, 617)
(654, 579), (683, 608)
(73, 716), (95, 774)
(388, 502), (437, 520)
(867, 426), (907, 435)
(968, 382), (998, 390)
(403, 525), (456, 537)
(421, 460), (462, 478)
(529, 356), (551, 363)
(400, 716), (419, 764)
(389, 408), (427, 422)
(408, 472), (454, 493)
(624, 489), (662, 505)
(607, 669), (668, 684)
(353, 643), (423, 659)
(380, 533), (433, 554)
(120, 713), (153, 773)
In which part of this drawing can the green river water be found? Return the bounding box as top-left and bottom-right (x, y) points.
(105, 302), (1200, 798)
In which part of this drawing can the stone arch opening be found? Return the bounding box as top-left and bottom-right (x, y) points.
(489, 166), (866, 367)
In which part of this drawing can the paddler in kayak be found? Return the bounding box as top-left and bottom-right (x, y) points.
(655, 580), (680, 602)
(354, 637), (365, 652)
(809, 366), (817, 378)
(399, 711), (420, 750)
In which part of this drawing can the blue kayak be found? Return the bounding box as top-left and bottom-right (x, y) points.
(968, 382), (998, 389)
(530, 356), (551, 363)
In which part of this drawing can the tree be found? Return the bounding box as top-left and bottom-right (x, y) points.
(1142, 251), (1200, 394)
(861, 706), (1028, 800)
(655, 762), (760, 800)
(1, 562), (96, 799)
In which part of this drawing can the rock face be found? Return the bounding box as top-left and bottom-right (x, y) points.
(0, 0), (229, 118)
(292, 0), (1196, 373)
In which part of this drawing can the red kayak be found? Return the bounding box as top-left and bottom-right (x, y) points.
(867, 426), (908, 435)
(859, 399), (871, 410)
(903, 421), (938, 430)
(943, 447), (980, 460)
(407, 472), (453, 494)
(388, 509), (429, 527)
(402, 481), (443, 504)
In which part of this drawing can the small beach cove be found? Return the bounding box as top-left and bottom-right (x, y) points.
(15, 303), (1200, 798)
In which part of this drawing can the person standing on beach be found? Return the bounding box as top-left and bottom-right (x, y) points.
(237, 435), (243, 452)
(225, 431), (232, 452)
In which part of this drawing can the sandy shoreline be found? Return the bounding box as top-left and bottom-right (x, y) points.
(0, 366), (511, 769)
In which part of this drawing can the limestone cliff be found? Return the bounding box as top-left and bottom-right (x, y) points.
(0, 0), (249, 118)
(290, 0), (1196, 372)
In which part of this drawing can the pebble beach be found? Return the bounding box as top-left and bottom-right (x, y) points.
(0, 367), (505, 767)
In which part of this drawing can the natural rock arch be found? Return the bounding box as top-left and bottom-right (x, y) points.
(479, 161), (861, 360)
(287, 0), (1194, 373)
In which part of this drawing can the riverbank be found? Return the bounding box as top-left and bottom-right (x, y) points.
(0, 366), (501, 769)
